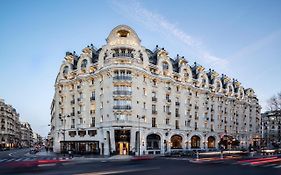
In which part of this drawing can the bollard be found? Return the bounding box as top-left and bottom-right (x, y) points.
(220, 151), (223, 159)
(196, 151), (199, 161)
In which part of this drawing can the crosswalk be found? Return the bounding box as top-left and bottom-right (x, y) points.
(0, 156), (66, 164)
(189, 156), (281, 169)
(234, 157), (281, 169)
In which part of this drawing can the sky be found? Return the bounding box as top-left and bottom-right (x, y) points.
(0, 0), (280, 137)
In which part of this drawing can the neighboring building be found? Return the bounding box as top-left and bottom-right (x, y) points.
(0, 98), (21, 149)
(20, 122), (33, 147)
(33, 132), (43, 146)
(262, 110), (281, 148)
(50, 25), (261, 155)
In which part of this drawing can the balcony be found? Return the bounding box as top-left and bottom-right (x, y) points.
(152, 110), (158, 115)
(152, 97), (157, 102)
(113, 105), (132, 110)
(175, 113), (180, 118)
(113, 76), (132, 81)
(113, 90), (132, 96)
(112, 52), (134, 58)
(71, 112), (75, 116)
(71, 125), (75, 129)
(167, 111), (171, 115)
(166, 87), (171, 91)
(166, 99), (171, 103)
(90, 97), (95, 101)
(175, 102), (180, 106)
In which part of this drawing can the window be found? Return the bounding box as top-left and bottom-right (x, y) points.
(63, 66), (69, 75)
(91, 117), (95, 127)
(162, 62), (169, 70)
(152, 117), (156, 127)
(175, 120), (179, 129)
(81, 59), (88, 68)
(153, 79), (157, 86)
(166, 118), (170, 125)
(143, 102), (146, 109)
(152, 104), (156, 111)
(143, 88), (146, 95)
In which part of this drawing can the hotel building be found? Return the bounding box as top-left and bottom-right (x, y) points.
(50, 25), (261, 155)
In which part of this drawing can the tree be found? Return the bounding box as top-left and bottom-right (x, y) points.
(266, 91), (281, 148)
(267, 92), (281, 113)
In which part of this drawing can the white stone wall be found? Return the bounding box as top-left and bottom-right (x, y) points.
(50, 25), (261, 155)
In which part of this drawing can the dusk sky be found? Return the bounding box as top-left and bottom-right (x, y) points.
(0, 0), (280, 137)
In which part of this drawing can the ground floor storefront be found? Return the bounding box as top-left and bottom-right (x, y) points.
(54, 127), (259, 156)
(60, 141), (100, 154)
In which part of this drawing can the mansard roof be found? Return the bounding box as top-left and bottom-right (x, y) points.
(59, 25), (258, 99)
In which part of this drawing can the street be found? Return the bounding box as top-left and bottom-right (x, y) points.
(0, 149), (281, 175)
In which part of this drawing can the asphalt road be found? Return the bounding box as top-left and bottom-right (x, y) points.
(0, 148), (30, 158)
(0, 157), (280, 175)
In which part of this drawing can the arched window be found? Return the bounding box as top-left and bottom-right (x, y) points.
(191, 135), (200, 148)
(162, 62), (169, 70)
(207, 136), (216, 148)
(81, 59), (88, 68)
(62, 66), (69, 76)
(146, 134), (161, 150)
(216, 81), (221, 92)
(171, 135), (182, 149)
(202, 77), (207, 88)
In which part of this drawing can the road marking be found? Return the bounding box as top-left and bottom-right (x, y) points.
(8, 153), (13, 156)
(6, 158), (15, 162)
(274, 165), (281, 168)
(38, 163), (56, 167)
(75, 167), (160, 175)
(262, 164), (277, 167)
(0, 159), (8, 162)
(15, 158), (24, 161)
(23, 158), (30, 161)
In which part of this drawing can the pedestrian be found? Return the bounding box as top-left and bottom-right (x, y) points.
(68, 149), (73, 158)
(45, 146), (49, 152)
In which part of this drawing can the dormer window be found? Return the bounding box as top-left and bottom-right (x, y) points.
(63, 66), (69, 74)
(163, 62), (169, 70)
(117, 30), (130, 37)
(81, 59), (88, 68)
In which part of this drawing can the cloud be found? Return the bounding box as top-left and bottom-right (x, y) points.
(110, 0), (229, 69)
(229, 29), (281, 61)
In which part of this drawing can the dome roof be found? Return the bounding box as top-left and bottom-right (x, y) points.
(106, 25), (141, 46)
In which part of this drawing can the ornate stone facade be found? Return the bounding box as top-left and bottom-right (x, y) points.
(0, 99), (21, 149)
(50, 25), (261, 155)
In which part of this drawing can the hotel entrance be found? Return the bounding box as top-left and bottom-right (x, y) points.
(116, 142), (129, 155)
(115, 130), (130, 155)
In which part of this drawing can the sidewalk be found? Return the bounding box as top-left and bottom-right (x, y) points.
(33, 150), (144, 162)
